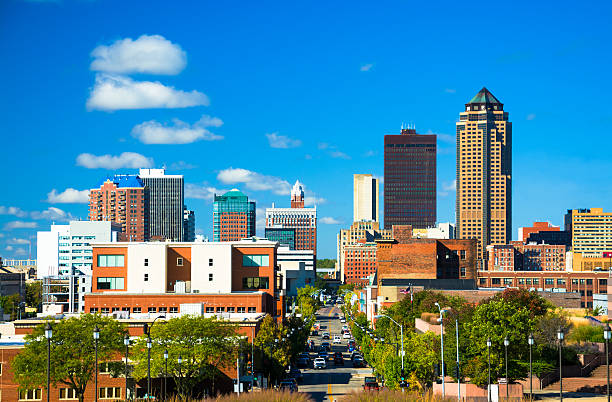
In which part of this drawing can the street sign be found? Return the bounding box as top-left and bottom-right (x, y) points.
(233, 382), (244, 393)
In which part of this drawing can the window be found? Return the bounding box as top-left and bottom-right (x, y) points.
(90, 307), (99, 313)
(19, 389), (42, 400)
(159, 307), (167, 313)
(600, 279), (608, 286)
(479, 278), (486, 285)
(97, 255), (125, 267)
(101, 308), (109, 314)
(503, 278), (512, 285)
(144, 258), (148, 267)
(148, 307), (156, 313)
(587, 279), (593, 285)
(144, 274), (149, 282)
(209, 273), (213, 282)
(237, 307), (246, 313)
(227, 307), (235, 313)
(133, 307), (142, 313)
(491, 278), (501, 285)
(557, 279), (566, 286)
(209, 258), (213, 267)
(59, 388), (77, 399)
(97, 277), (124, 290)
(545, 278), (554, 285)
(169, 307), (178, 313)
(99, 387), (121, 399)
(460, 267), (466, 277)
(248, 307), (256, 313)
(98, 362), (111, 374)
(177, 258), (183, 266)
(206, 307), (214, 313)
(242, 277), (270, 289)
(216, 307), (224, 312)
(533, 278), (540, 285)
(460, 250), (466, 260)
(242, 255), (270, 267)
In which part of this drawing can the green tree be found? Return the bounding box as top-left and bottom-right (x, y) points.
(131, 315), (238, 399)
(316, 259), (336, 268)
(0, 294), (20, 320)
(297, 285), (322, 318)
(254, 315), (291, 385)
(26, 281), (42, 310)
(12, 314), (126, 402)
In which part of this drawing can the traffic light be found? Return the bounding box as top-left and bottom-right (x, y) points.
(454, 365), (460, 378)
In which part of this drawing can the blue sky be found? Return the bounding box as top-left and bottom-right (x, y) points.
(1, 0), (612, 259)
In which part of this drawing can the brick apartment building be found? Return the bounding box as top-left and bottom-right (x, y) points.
(518, 221), (560, 243)
(486, 243), (567, 271)
(343, 241), (377, 285)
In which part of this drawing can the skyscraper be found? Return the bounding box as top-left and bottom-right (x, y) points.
(353, 174), (379, 222)
(456, 87), (512, 260)
(139, 168), (184, 241)
(384, 127), (436, 229)
(183, 206), (195, 242)
(213, 189), (256, 242)
(266, 180), (317, 256)
(88, 175), (148, 241)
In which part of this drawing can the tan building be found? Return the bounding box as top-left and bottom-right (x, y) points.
(456, 87), (512, 261)
(353, 174), (379, 222)
(337, 221), (392, 280)
(565, 208), (612, 255)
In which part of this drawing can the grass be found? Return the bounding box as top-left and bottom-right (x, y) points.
(136, 390), (314, 402)
(339, 390), (454, 402)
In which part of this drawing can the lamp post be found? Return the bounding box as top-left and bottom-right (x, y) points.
(456, 319), (460, 402)
(44, 323), (52, 402)
(177, 354), (182, 398)
(557, 327), (564, 402)
(93, 325), (100, 402)
(528, 334), (534, 402)
(144, 315), (165, 400)
(487, 337), (492, 402)
(434, 302), (445, 397)
(374, 315), (404, 376)
(124, 334), (130, 401)
(164, 349), (168, 402)
(504, 336), (509, 400)
(604, 324), (611, 402)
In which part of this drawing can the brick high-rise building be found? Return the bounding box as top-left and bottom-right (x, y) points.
(384, 127), (436, 229)
(139, 168), (184, 241)
(213, 189), (256, 242)
(456, 87), (512, 261)
(266, 180), (317, 256)
(518, 222), (560, 243)
(88, 175), (148, 241)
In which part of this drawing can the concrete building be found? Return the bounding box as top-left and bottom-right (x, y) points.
(89, 175), (148, 241)
(456, 87), (512, 261)
(139, 168), (184, 241)
(519, 222), (560, 243)
(183, 207), (195, 242)
(343, 241), (378, 285)
(85, 238), (285, 317)
(384, 127), (436, 229)
(486, 243), (567, 272)
(0, 258), (36, 281)
(276, 246), (315, 296)
(264, 227), (296, 249)
(412, 222), (456, 239)
(565, 208), (612, 255)
(266, 180), (317, 256)
(337, 221), (392, 281)
(213, 189), (256, 242)
(353, 174), (379, 222)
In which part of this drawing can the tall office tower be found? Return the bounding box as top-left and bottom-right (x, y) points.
(353, 174), (379, 222)
(89, 175), (148, 241)
(565, 208), (612, 254)
(266, 180), (317, 256)
(183, 206), (195, 242)
(384, 127), (436, 229)
(213, 189), (256, 242)
(456, 87), (512, 261)
(139, 168), (184, 241)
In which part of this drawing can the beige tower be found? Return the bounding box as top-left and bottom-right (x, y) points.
(353, 174), (379, 222)
(456, 87), (512, 262)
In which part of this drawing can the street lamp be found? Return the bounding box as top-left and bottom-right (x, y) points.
(374, 315), (404, 378)
(93, 325), (100, 402)
(177, 354), (182, 397)
(164, 349), (168, 402)
(434, 302), (445, 397)
(528, 334), (534, 402)
(504, 336), (510, 400)
(44, 323), (52, 402)
(604, 324), (611, 402)
(487, 337), (492, 402)
(124, 334), (130, 401)
(557, 327), (564, 402)
(144, 315), (165, 400)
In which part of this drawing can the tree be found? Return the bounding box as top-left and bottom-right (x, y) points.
(12, 314), (126, 402)
(254, 315), (291, 385)
(26, 281), (42, 310)
(316, 259), (336, 268)
(297, 285), (322, 318)
(131, 315), (239, 399)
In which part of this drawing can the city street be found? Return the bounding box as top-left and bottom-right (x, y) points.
(300, 305), (372, 402)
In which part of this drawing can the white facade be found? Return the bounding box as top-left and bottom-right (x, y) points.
(190, 243), (233, 293)
(276, 246), (315, 297)
(126, 243), (168, 293)
(412, 222), (456, 239)
(353, 174), (379, 222)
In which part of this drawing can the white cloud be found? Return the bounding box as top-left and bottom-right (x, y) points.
(436, 133), (456, 144)
(0, 206), (27, 218)
(86, 74), (209, 111)
(7, 238), (30, 245)
(360, 63), (374, 72)
(445, 88), (457, 94)
(76, 152), (154, 169)
(168, 161), (197, 170)
(47, 188), (89, 204)
(4, 245), (13, 251)
(265, 132), (302, 149)
(317, 142), (350, 159)
(364, 150), (376, 157)
(527, 113), (536, 121)
(320, 217), (342, 225)
(304, 196), (326, 206)
(330, 150), (351, 160)
(90, 34), (187, 75)
(185, 183), (225, 201)
(217, 168), (291, 195)
(317, 143), (329, 150)
(305, 154), (312, 160)
(132, 114), (223, 144)
(441, 180), (457, 194)
(31, 207), (73, 221)
(13, 247), (27, 256)
(4, 221), (37, 230)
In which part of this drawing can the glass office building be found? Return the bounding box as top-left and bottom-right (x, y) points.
(213, 189), (256, 242)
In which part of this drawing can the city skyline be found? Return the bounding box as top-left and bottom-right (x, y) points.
(2, 1), (612, 259)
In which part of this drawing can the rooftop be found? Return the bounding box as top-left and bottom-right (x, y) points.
(468, 87), (502, 105)
(95, 174), (144, 189)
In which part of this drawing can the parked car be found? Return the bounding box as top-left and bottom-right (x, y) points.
(363, 377), (379, 391)
(343, 332), (351, 339)
(353, 356), (366, 367)
(279, 379), (298, 392)
(340, 317), (346, 323)
(342, 325), (349, 332)
(350, 351), (362, 361)
(347, 344), (355, 353)
(334, 352), (344, 365)
(314, 357), (327, 369)
(320, 342), (331, 351)
(333, 335), (342, 344)
(322, 332), (330, 340)
(296, 357), (309, 368)
(288, 367), (303, 383)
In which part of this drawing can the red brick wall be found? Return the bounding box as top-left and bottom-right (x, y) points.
(392, 225), (413, 244)
(377, 240), (438, 280)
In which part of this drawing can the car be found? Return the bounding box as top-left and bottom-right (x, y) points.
(288, 367), (303, 382)
(320, 342), (331, 351)
(296, 357), (309, 368)
(311, 330), (319, 336)
(279, 379), (298, 392)
(353, 356), (366, 367)
(363, 377), (379, 391)
(347, 344), (355, 353)
(313, 357), (327, 369)
(322, 332), (330, 340)
(350, 351), (362, 361)
(340, 318), (346, 323)
(298, 352), (310, 359)
(342, 325), (349, 331)
(334, 352), (344, 365)
(343, 332), (351, 339)
(318, 351), (329, 361)
(333, 335), (342, 344)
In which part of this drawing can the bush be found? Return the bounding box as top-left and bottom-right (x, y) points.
(568, 324), (604, 343)
(420, 312), (439, 325)
(340, 390), (453, 402)
(162, 389), (314, 401)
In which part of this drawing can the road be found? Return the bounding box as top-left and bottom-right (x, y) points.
(299, 305), (371, 402)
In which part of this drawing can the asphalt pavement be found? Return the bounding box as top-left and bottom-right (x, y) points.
(299, 305), (371, 402)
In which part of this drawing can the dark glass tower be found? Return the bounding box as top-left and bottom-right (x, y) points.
(383, 128), (437, 229)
